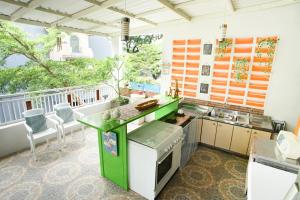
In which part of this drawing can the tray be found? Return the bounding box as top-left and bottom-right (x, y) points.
(135, 99), (158, 111)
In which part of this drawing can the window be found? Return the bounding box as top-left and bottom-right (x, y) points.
(70, 35), (80, 53)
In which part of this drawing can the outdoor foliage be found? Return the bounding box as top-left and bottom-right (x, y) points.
(0, 20), (163, 95)
(123, 34), (162, 53)
(125, 44), (162, 83)
(0, 58), (112, 93)
(0, 21), (112, 94)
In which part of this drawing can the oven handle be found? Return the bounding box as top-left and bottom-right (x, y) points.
(157, 136), (184, 165)
(157, 147), (174, 165)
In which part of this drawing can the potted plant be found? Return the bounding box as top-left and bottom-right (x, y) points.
(215, 38), (232, 58)
(256, 37), (278, 73)
(102, 56), (129, 108)
(234, 58), (249, 81)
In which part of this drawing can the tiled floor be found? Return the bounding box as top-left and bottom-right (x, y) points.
(158, 146), (248, 200)
(0, 128), (247, 200)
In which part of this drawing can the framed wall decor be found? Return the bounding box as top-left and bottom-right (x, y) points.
(200, 83), (209, 94)
(203, 43), (213, 55)
(201, 65), (211, 76)
(103, 132), (118, 156)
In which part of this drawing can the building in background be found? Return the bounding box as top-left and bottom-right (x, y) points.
(3, 23), (113, 67)
(50, 33), (94, 61)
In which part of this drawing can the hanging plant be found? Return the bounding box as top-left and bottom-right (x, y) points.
(256, 37), (278, 73)
(215, 38), (232, 58)
(234, 58), (248, 81)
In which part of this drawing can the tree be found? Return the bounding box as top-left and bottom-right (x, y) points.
(125, 44), (162, 83)
(0, 21), (162, 95)
(123, 34), (163, 53)
(0, 21), (62, 75)
(0, 21), (112, 94)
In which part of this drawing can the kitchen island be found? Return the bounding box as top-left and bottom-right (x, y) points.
(78, 96), (179, 190)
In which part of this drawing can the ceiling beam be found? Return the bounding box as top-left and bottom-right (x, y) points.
(82, 18), (119, 32)
(85, 0), (158, 26)
(135, 8), (165, 18)
(51, 0), (122, 26)
(10, 0), (44, 21)
(157, 0), (192, 21)
(119, 0), (300, 36)
(108, 7), (157, 26)
(0, 0), (119, 29)
(0, 13), (109, 37)
(174, 0), (211, 9)
(0, 0), (26, 7)
(226, 0), (235, 12)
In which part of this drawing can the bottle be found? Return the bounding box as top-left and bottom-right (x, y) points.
(211, 109), (216, 117)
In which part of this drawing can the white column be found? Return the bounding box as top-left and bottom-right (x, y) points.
(111, 36), (122, 56)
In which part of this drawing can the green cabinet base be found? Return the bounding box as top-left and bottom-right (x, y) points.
(97, 125), (128, 190)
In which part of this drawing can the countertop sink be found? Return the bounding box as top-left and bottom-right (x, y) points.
(179, 103), (273, 132)
(205, 108), (250, 127)
(180, 103), (211, 115)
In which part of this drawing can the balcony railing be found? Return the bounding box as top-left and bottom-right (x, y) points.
(0, 84), (116, 126)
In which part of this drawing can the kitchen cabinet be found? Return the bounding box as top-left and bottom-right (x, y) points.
(214, 122), (233, 150)
(230, 126), (251, 154)
(196, 118), (203, 142)
(247, 129), (271, 155)
(201, 119), (217, 145)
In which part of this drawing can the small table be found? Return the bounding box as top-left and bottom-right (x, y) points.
(78, 96), (179, 190)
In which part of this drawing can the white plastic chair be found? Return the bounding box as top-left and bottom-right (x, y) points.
(23, 108), (61, 161)
(53, 103), (85, 144)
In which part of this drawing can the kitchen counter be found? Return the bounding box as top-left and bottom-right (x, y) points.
(251, 138), (300, 173)
(79, 97), (179, 132)
(179, 103), (211, 117)
(250, 114), (274, 132)
(180, 103), (274, 133)
(77, 96), (180, 190)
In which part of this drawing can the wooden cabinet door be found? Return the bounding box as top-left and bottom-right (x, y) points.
(201, 119), (217, 145)
(247, 129), (272, 155)
(196, 118), (203, 142)
(215, 122), (234, 150)
(230, 126), (251, 155)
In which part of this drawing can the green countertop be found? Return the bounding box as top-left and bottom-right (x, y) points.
(78, 96), (179, 132)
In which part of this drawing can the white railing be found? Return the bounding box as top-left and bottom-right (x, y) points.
(0, 84), (116, 126)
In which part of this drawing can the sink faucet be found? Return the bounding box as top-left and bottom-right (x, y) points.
(224, 97), (229, 108)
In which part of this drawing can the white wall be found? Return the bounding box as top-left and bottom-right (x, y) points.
(135, 4), (300, 130)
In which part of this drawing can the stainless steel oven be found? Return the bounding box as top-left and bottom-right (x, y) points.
(156, 151), (173, 185)
(127, 121), (183, 200)
(155, 139), (182, 194)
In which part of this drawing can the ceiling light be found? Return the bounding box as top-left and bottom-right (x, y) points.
(121, 17), (130, 41)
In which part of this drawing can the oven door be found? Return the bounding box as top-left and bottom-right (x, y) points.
(156, 150), (173, 186)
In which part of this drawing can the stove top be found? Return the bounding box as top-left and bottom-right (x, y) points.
(128, 121), (183, 151)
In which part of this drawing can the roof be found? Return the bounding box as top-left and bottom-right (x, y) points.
(0, 0), (299, 37)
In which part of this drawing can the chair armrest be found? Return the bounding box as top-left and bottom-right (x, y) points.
(73, 110), (84, 120)
(46, 117), (59, 130)
(52, 115), (64, 124)
(24, 122), (33, 135)
(23, 122), (35, 141)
